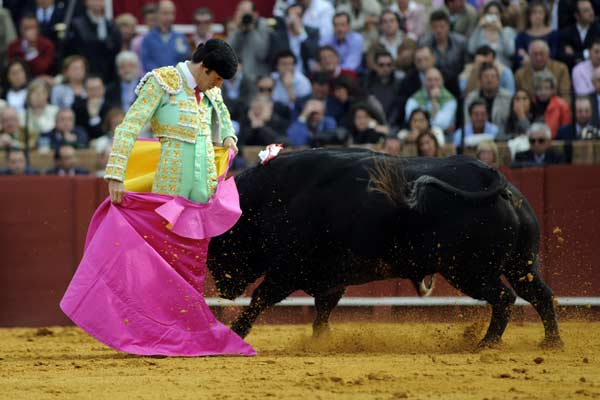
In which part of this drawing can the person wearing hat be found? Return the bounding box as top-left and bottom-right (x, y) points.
(59, 39), (256, 357)
(105, 38), (239, 204)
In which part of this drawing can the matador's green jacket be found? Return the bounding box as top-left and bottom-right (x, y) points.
(104, 62), (236, 203)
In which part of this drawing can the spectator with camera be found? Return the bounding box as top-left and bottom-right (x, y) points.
(269, 3), (320, 76)
(557, 96), (599, 140)
(229, 0), (272, 81)
(514, 0), (559, 70)
(512, 122), (565, 166)
(467, 1), (515, 68)
(287, 98), (337, 146)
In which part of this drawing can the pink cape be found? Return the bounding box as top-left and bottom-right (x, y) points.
(60, 173), (256, 357)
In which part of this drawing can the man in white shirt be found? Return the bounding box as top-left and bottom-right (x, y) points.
(298, 0), (335, 40)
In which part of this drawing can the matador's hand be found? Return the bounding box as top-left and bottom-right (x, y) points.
(223, 137), (239, 155)
(107, 179), (126, 204)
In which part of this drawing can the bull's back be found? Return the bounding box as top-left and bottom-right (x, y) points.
(211, 149), (530, 275)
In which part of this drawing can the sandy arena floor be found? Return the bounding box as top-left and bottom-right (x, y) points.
(1, 321), (598, 400)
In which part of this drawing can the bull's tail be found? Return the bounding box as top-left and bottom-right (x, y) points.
(406, 174), (509, 214)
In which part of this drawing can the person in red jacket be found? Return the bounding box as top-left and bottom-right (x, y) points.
(531, 69), (571, 138)
(7, 14), (55, 77)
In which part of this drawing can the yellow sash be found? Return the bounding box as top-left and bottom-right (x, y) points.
(124, 140), (230, 192)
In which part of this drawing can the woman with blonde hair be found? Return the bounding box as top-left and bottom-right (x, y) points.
(476, 140), (500, 168)
(18, 78), (58, 149)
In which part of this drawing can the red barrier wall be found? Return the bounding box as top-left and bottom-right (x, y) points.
(1, 166), (599, 327)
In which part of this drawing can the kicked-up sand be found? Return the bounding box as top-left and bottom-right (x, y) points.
(0, 322), (598, 400)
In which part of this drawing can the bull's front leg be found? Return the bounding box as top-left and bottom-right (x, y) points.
(230, 277), (295, 338)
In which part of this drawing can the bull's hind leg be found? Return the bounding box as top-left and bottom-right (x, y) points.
(312, 288), (346, 337)
(505, 266), (563, 349)
(230, 278), (295, 338)
(444, 272), (516, 349)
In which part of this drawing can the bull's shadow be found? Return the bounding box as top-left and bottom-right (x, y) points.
(207, 149), (563, 350)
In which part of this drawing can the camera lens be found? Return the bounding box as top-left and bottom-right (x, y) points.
(241, 14), (254, 25)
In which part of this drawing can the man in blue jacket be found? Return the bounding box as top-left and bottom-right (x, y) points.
(141, 0), (189, 72)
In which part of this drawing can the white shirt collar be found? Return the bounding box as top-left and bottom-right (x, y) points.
(181, 61), (197, 90)
(577, 23), (589, 40)
(87, 11), (105, 24)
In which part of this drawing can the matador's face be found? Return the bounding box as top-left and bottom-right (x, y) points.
(195, 65), (224, 92)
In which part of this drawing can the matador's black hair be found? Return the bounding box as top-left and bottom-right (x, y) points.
(192, 39), (239, 80)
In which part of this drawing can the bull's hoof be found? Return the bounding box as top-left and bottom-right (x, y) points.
(475, 338), (502, 352)
(540, 336), (564, 350)
(312, 323), (331, 339)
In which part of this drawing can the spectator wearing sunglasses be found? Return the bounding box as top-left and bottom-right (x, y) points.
(513, 122), (564, 166)
(254, 75), (292, 126)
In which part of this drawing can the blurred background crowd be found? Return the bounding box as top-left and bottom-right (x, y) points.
(2, 0), (600, 176)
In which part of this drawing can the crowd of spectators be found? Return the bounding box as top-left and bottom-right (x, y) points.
(2, 0), (600, 176)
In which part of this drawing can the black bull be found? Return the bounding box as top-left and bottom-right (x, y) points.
(207, 149), (562, 348)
